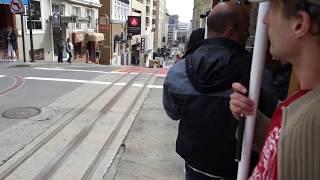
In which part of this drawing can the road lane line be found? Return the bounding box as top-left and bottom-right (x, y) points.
(132, 84), (144, 87)
(25, 77), (115, 85)
(24, 77), (163, 88)
(33, 68), (128, 75)
(147, 85), (163, 89)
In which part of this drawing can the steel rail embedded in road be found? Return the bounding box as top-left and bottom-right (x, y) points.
(82, 71), (158, 180)
(0, 73), (130, 180)
(33, 73), (144, 180)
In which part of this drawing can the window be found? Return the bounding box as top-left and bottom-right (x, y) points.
(52, 4), (65, 16)
(27, 0), (42, 30)
(86, 9), (94, 29)
(73, 7), (81, 29)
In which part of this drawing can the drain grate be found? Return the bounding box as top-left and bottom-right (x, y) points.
(2, 107), (41, 119)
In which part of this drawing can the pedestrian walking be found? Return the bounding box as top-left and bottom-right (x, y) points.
(6, 26), (17, 62)
(229, 0), (320, 179)
(57, 37), (64, 63)
(66, 38), (73, 63)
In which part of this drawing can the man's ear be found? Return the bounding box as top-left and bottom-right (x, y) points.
(293, 11), (311, 38)
(224, 26), (234, 38)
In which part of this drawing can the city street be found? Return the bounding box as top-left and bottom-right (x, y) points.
(0, 62), (183, 179)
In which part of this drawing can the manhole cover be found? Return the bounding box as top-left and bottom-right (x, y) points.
(2, 107), (41, 119)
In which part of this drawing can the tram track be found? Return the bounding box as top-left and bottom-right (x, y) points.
(32, 72), (144, 180)
(81, 72), (156, 180)
(0, 73), (130, 180)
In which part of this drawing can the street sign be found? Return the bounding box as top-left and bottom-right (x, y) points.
(128, 16), (141, 36)
(141, 38), (145, 53)
(52, 12), (60, 27)
(10, 0), (25, 14)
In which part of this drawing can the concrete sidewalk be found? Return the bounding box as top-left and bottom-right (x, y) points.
(105, 78), (184, 180)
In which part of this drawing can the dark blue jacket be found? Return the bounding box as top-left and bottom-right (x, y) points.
(6, 31), (17, 50)
(163, 38), (252, 178)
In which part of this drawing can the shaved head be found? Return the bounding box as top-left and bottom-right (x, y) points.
(207, 2), (249, 46)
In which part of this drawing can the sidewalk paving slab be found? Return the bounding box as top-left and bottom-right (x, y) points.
(105, 78), (184, 180)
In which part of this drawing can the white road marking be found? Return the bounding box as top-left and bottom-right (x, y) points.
(132, 84), (144, 87)
(110, 71), (128, 74)
(147, 85), (163, 89)
(24, 77), (163, 88)
(33, 67), (128, 74)
(114, 83), (127, 86)
(0, 75), (6, 78)
(25, 77), (113, 85)
(155, 74), (167, 78)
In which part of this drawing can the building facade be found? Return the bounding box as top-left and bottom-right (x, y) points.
(100, 0), (129, 65)
(176, 22), (190, 44)
(192, 0), (215, 30)
(0, 0), (101, 62)
(144, 0), (154, 67)
(51, 0), (101, 62)
(153, 0), (168, 50)
(167, 15), (178, 46)
(129, 0), (155, 67)
(0, 0), (53, 61)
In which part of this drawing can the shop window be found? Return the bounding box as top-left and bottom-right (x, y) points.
(73, 7), (81, 29)
(86, 9), (94, 29)
(27, 0), (42, 30)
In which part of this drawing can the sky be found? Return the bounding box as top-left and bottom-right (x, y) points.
(166, 0), (194, 23)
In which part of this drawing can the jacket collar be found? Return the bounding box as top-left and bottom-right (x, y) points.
(201, 37), (244, 50)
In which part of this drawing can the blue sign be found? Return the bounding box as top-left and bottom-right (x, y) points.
(0, 0), (29, 5)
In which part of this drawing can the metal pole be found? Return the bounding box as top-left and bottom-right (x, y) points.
(28, 0), (34, 62)
(204, 17), (208, 39)
(237, 2), (270, 180)
(20, 14), (26, 63)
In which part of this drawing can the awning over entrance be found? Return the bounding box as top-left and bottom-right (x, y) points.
(87, 33), (104, 42)
(0, 0), (29, 5)
(72, 32), (85, 43)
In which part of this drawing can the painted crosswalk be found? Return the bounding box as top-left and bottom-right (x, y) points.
(33, 67), (169, 77)
(24, 77), (163, 89)
(0, 75), (6, 78)
(34, 68), (127, 74)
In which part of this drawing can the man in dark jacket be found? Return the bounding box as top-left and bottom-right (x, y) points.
(6, 26), (17, 62)
(57, 37), (64, 63)
(163, 2), (251, 179)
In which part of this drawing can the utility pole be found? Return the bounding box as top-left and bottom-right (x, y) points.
(20, 14), (26, 62)
(28, 0), (35, 62)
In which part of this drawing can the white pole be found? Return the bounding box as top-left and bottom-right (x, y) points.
(237, 2), (270, 180)
(204, 17), (208, 39)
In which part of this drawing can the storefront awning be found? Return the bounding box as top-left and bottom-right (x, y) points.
(87, 33), (104, 42)
(0, 0), (29, 5)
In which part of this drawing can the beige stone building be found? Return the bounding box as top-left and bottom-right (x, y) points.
(153, 0), (168, 50)
(192, 0), (217, 30)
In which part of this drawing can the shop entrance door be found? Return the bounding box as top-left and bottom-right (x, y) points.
(0, 4), (15, 59)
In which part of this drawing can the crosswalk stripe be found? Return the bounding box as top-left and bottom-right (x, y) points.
(34, 68), (128, 75)
(24, 77), (163, 89)
(0, 75), (6, 78)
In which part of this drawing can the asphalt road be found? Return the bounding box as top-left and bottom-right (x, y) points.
(0, 64), (116, 132)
